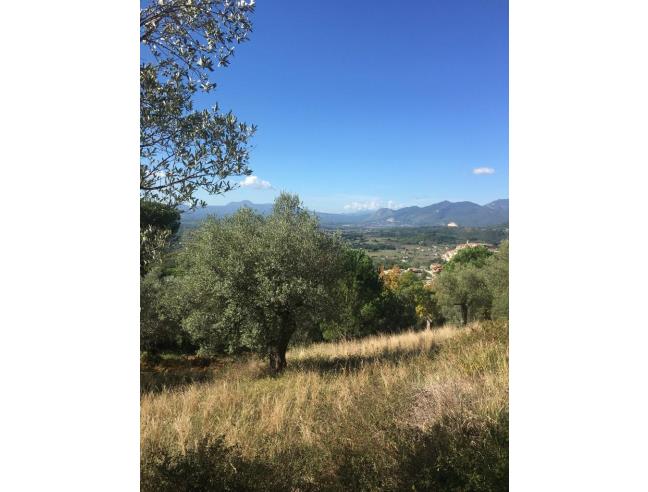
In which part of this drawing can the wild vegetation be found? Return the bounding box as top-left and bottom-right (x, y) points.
(141, 320), (508, 491)
(140, 192), (509, 490)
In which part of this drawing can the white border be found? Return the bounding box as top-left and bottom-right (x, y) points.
(511, 0), (648, 489)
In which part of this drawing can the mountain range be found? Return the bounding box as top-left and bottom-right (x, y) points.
(181, 199), (508, 228)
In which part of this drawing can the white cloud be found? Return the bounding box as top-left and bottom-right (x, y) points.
(386, 200), (400, 209)
(473, 167), (495, 175)
(240, 175), (273, 189)
(344, 199), (380, 211)
(344, 199), (401, 211)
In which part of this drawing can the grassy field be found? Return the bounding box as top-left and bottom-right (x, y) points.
(141, 321), (508, 491)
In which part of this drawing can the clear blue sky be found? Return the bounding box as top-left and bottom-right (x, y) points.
(195, 0), (508, 213)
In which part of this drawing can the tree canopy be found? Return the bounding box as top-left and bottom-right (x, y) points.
(485, 240), (508, 319)
(140, 0), (257, 209)
(435, 264), (492, 325)
(445, 245), (494, 271)
(173, 193), (346, 372)
(140, 200), (181, 235)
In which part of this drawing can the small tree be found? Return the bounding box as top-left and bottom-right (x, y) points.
(435, 264), (492, 325)
(174, 193), (345, 372)
(394, 272), (443, 329)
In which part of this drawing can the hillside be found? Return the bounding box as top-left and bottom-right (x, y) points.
(180, 199), (509, 229)
(364, 199), (509, 227)
(141, 321), (509, 491)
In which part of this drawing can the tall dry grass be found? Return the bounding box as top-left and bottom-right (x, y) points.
(141, 321), (508, 491)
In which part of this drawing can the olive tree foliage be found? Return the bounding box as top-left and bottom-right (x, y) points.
(140, 200), (181, 276)
(141, 226), (172, 277)
(141, 265), (188, 354)
(172, 193), (346, 372)
(140, 0), (257, 209)
(141, 199), (181, 234)
(435, 264), (492, 325)
(485, 240), (508, 319)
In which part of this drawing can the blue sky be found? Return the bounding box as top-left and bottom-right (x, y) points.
(195, 0), (508, 213)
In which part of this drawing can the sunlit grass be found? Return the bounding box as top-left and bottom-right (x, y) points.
(141, 321), (508, 490)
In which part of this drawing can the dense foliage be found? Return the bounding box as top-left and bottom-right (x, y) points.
(140, 200), (181, 277)
(140, 200), (181, 235)
(321, 249), (418, 340)
(435, 241), (509, 324)
(444, 244), (494, 270)
(170, 194), (346, 372)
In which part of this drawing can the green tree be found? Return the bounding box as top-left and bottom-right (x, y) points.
(140, 200), (181, 234)
(140, 200), (181, 277)
(323, 249), (384, 340)
(174, 193), (346, 372)
(485, 240), (509, 319)
(141, 265), (189, 354)
(435, 264), (492, 325)
(357, 288), (417, 334)
(140, 0), (257, 208)
(393, 272), (443, 329)
(140, 226), (172, 278)
(445, 245), (494, 271)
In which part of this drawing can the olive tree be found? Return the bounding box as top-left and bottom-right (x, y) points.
(435, 264), (492, 325)
(140, 0), (257, 208)
(174, 193), (346, 372)
(396, 272), (444, 329)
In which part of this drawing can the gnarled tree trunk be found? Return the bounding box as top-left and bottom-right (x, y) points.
(269, 344), (287, 373)
(268, 313), (295, 374)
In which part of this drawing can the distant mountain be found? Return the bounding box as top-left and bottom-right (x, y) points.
(180, 201), (274, 228)
(484, 199), (509, 212)
(181, 199), (508, 229)
(362, 200), (508, 227)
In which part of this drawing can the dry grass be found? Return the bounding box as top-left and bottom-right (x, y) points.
(290, 324), (460, 361)
(141, 321), (508, 490)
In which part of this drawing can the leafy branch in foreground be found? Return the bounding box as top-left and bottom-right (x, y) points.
(140, 0), (257, 209)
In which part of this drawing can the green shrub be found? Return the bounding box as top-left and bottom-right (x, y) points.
(141, 437), (268, 492)
(399, 412), (509, 491)
(140, 351), (162, 366)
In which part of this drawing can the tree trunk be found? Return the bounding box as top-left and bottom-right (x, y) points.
(460, 304), (468, 325)
(268, 316), (294, 374)
(269, 347), (287, 373)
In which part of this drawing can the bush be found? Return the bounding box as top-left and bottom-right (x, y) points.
(399, 412), (509, 491)
(140, 351), (162, 366)
(141, 437), (269, 492)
